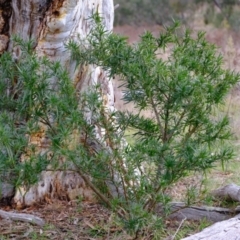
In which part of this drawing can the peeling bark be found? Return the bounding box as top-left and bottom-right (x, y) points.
(14, 171), (96, 207)
(0, 0), (115, 208)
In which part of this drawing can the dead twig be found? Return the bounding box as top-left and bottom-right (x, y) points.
(172, 216), (187, 240)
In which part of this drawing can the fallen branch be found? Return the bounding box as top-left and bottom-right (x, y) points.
(0, 209), (45, 226)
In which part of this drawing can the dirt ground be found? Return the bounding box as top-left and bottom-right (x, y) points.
(0, 199), (211, 240)
(0, 200), (127, 240)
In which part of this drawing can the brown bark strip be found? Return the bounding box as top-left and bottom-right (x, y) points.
(0, 0), (12, 35)
(0, 0), (12, 53)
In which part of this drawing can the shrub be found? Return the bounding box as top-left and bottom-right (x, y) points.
(0, 14), (239, 237)
(67, 14), (239, 233)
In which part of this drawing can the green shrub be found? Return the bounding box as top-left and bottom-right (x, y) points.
(0, 13), (239, 237)
(67, 14), (239, 234)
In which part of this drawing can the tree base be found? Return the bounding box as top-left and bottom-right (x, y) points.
(13, 171), (95, 209)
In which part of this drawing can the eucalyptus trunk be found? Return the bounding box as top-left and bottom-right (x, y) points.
(0, 0), (115, 208)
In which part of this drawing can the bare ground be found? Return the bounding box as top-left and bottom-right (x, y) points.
(0, 199), (213, 240)
(0, 200), (128, 240)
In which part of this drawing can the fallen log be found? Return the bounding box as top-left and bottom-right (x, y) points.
(156, 202), (240, 222)
(157, 183), (240, 223)
(0, 209), (45, 226)
(182, 213), (240, 240)
(179, 184), (240, 239)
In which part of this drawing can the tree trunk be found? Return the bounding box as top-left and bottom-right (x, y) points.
(0, 0), (115, 208)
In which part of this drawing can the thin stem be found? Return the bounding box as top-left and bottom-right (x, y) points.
(99, 107), (133, 205)
(167, 109), (186, 142)
(150, 97), (164, 139)
(76, 168), (111, 206)
(163, 107), (169, 142)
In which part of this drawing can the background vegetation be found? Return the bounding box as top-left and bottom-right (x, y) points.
(114, 0), (240, 31)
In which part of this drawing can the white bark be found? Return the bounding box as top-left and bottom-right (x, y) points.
(180, 184), (240, 239)
(0, 0), (115, 208)
(182, 214), (240, 240)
